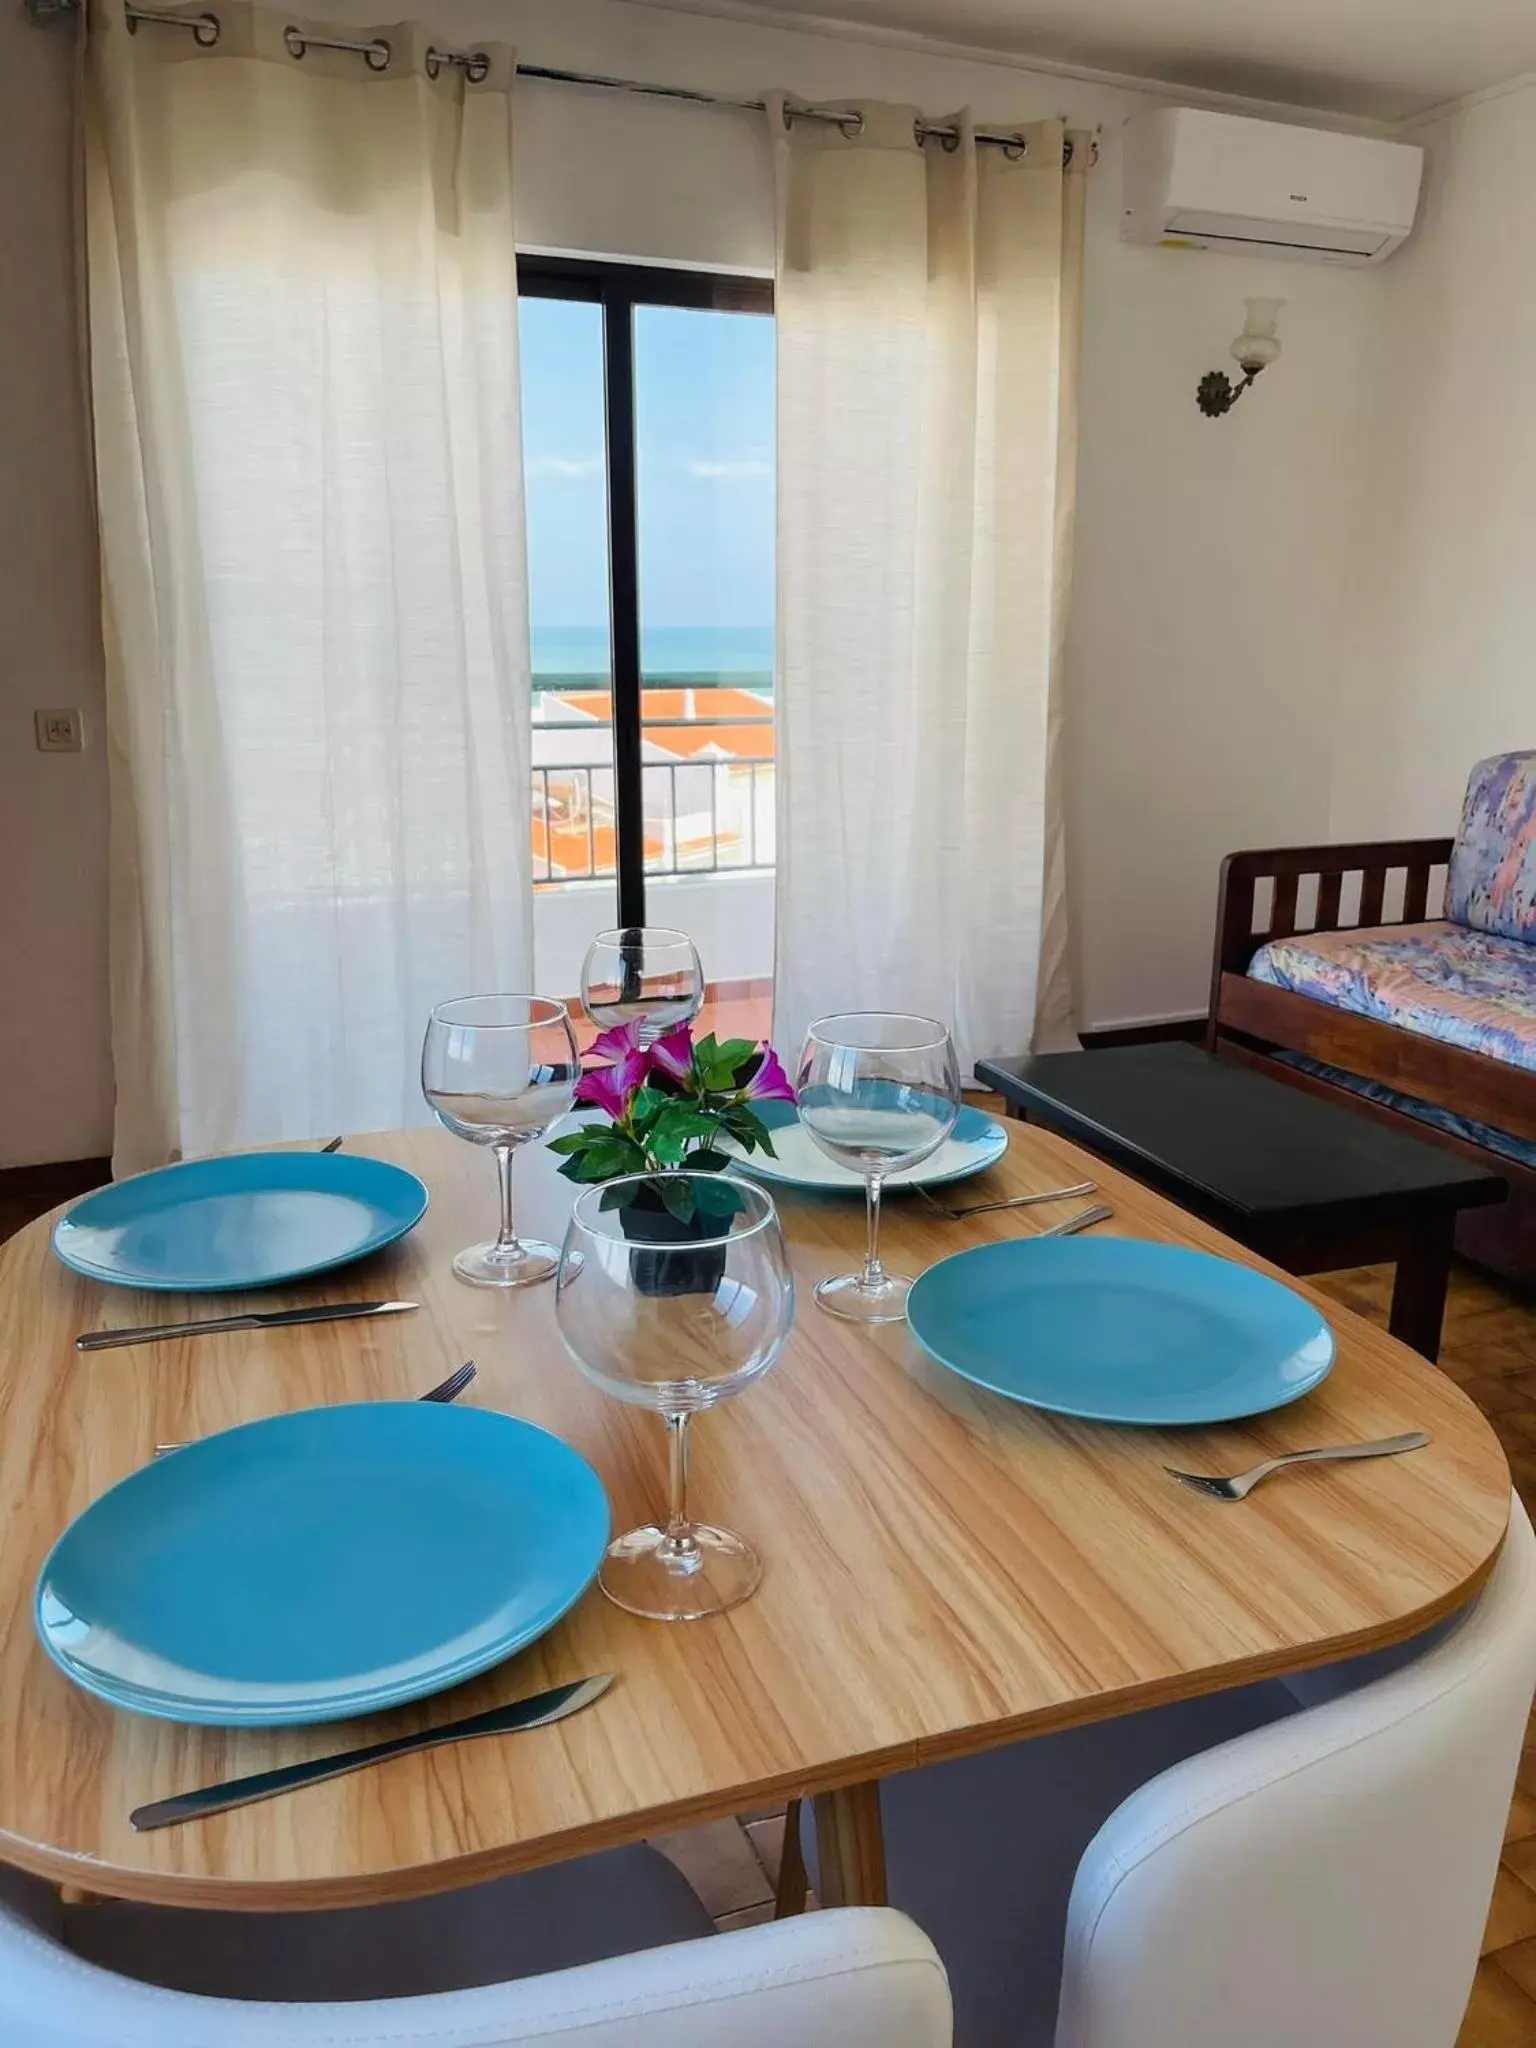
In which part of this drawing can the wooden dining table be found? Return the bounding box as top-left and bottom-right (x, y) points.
(0, 1116), (1511, 1914)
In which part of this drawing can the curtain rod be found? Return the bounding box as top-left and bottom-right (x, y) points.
(27, 2), (1096, 162)
(518, 63), (1098, 161)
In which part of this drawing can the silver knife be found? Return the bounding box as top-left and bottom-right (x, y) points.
(130, 1674), (613, 1832)
(77, 1300), (418, 1353)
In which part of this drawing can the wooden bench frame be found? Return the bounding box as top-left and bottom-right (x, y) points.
(1207, 837), (1536, 1198)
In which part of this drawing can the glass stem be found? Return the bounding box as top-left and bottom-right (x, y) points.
(862, 1172), (887, 1290)
(492, 1141), (522, 1259)
(658, 1411), (700, 1568)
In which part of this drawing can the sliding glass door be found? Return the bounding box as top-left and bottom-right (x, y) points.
(517, 259), (775, 999)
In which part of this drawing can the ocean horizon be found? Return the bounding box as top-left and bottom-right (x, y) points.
(532, 624), (773, 684)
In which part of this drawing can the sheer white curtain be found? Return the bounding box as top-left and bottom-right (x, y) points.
(87, 7), (534, 1173)
(769, 102), (1086, 1073)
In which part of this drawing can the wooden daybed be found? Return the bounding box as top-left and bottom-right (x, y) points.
(1208, 836), (1536, 1283)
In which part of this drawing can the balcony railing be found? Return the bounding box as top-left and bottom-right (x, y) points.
(531, 715), (776, 887)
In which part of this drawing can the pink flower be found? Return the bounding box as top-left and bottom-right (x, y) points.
(741, 1046), (796, 1103)
(577, 1018), (652, 1121)
(588, 1019), (647, 1064)
(574, 1048), (648, 1121)
(649, 1025), (695, 1086)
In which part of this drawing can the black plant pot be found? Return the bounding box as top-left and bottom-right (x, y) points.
(618, 1200), (729, 1298)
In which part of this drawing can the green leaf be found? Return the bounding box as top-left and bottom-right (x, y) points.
(693, 1032), (720, 1069)
(712, 1037), (756, 1074)
(724, 1107), (773, 1156)
(658, 1175), (697, 1223)
(676, 1108), (724, 1140)
(694, 1175), (748, 1220)
(629, 1085), (668, 1126)
(645, 1104), (720, 1167)
(686, 1147), (732, 1172)
(546, 1129), (597, 1156)
(572, 1137), (647, 1182)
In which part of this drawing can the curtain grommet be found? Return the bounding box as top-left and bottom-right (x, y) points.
(284, 25), (391, 69)
(126, 6), (220, 40)
(428, 47), (491, 82)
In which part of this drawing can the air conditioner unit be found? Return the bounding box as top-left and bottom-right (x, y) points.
(1121, 108), (1423, 265)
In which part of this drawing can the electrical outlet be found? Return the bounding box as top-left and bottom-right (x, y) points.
(34, 709), (83, 753)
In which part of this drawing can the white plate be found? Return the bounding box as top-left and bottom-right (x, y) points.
(725, 1102), (1008, 1192)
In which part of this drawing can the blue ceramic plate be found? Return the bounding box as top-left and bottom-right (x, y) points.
(35, 1404), (610, 1725)
(52, 1151), (429, 1292)
(907, 1237), (1334, 1425)
(725, 1100), (1008, 1193)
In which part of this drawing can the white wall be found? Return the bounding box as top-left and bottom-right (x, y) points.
(0, 0), (1388, 1163)
(1330, 78), (1536, 841)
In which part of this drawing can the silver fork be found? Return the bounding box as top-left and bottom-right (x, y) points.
(154, 1361), (477, 1457)
(417, 1360), (478, 1405)
(1164, 1431), (1429, 1501)
(1038, 1202), (1114, 1238)
(918, 1180), (1096, 1221)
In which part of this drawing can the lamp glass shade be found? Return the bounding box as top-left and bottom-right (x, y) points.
(1231, 296), (1284, 371)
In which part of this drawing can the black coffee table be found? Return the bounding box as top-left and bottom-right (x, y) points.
(974, 1043), (1507, 1362)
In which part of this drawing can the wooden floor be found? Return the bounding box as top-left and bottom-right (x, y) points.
(2, 1159), (1533, 2031)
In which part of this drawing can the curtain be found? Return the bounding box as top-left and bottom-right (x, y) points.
(87, 6), (534, 1173)
(769, 101), (1087, 1073)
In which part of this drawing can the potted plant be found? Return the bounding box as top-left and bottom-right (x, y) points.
(549, 1022), (795, 1295)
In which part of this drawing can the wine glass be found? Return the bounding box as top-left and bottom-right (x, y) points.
(422, 994), (580, 1288)
(580, 927), (704, 1046)
(796, 1012), (961, 1323)
(555, 1172), (794, 1621)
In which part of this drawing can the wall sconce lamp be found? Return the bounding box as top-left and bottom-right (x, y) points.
(1196, 297), (1284, 418)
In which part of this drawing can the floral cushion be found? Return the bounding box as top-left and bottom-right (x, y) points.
(1249, 921), (1536, 1073)
(1447, 751), (1536, 942)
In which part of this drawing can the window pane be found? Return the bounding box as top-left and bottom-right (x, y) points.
(633, 303), (775, 974)
(518, 294), (619, 982)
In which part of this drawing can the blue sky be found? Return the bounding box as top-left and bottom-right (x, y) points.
(518, 298), (775, 644)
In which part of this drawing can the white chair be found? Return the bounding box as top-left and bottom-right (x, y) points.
(0, 1840), (950, 2048)
(872, 1492), (1536, 2048)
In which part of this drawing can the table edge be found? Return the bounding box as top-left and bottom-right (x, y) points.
(0, 1506), (1506, 1911)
